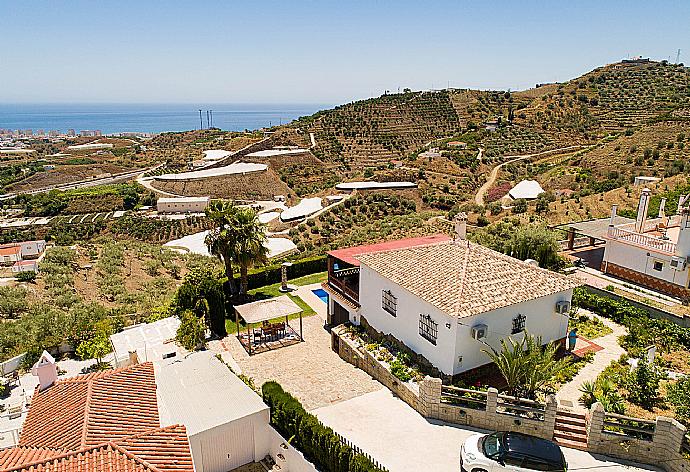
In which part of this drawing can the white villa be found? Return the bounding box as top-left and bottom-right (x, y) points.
(157, 196), (210, 214)
(322, 219), (581, 379)
(601, 189), (690, 299)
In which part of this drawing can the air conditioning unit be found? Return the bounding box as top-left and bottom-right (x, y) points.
(555, 301), (571, 314)
(670, 256), (687, 271)
(471, 324), (488, 340)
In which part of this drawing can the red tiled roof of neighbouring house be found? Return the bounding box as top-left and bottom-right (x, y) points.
(0, 245), (21, 257)
(327, 234), (452, 266)
(1, 443), (156, 472)
(19, 363), (160, 450)
(0, 426), (194, 472)
(114, 425), (195, 472)
(0, 446), (67, 470)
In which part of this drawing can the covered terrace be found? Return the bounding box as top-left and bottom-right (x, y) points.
(234, 295), (304, 355)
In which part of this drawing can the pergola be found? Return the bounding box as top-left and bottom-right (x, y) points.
(234, 295), (304, 355)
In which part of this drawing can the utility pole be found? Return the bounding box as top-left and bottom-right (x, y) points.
(210, 110), (213, 128)
(677, 49), (682, 64)
(199, 110), (203, 130)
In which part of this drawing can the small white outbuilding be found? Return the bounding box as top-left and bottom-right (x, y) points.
(155, 351), (272, 472)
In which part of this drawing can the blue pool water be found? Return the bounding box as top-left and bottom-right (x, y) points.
(312, 288), (329, 304)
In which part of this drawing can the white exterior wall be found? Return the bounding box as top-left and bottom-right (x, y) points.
(359, 264), (459, 375)
(157, 198), (210, 214)
(454, 291), (572, 374)
(189, 410), (270, 472)
(12, 261), (38, 273)
(604, 239), (690, 287)
(19, 240), (45, 258)
(360, 263), (572, 376)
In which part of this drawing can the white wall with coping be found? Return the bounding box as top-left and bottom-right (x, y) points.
(359, 263), (573, 376)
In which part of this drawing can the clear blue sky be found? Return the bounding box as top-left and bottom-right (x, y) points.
(2, 0), (688, 104)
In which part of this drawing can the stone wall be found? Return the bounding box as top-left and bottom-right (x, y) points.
(332, 326), (420, 411)
(586, 403), (688, 472)
(331, 327), (690, 472)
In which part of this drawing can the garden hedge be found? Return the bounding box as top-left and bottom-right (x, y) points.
(572, 287), (690, 353)
(262, 381), (385, 472)
(241, 255), (326, 290)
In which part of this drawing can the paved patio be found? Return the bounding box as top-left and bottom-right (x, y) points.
(215, 285), (382, 410)
(314, 388), (661, 472)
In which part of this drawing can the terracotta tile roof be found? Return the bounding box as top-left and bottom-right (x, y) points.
(19, 363), (159, 450)
(357, 240), (582, 318)
(1, 426), (194, 472)
(0, 245), (21, 257)
(0, 447), (67, 470)
(114, 425), (194, 472)
(328, 234), (452, 266)
(1, 443), (156, 472)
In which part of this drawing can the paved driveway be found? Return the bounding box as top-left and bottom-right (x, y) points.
(313, 389), (662, 472)
(216, 292), (382, 410)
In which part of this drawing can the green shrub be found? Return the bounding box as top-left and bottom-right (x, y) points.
(244, 255), (326, 290)
(262, 381), (386, 472)
(176, 310), (206, 351)
(15, 271), (36, 283)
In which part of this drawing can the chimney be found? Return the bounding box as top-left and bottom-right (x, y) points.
(658, 198), (666, 219)
(635, 188), (651, 233)
(609, 204), (618, 226)
(31, 350), (58, 391)
(128, 350), (139, 366)
(454, 212), (467, 240)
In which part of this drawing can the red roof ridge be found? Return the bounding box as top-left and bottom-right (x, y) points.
(78, 374), (95, 448)
(57, 362), (154, 384)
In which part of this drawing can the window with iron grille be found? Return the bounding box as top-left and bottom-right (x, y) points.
(512, 313), (526, 334)
(382, 290), (397, 316)
(419, 314), (438, 345)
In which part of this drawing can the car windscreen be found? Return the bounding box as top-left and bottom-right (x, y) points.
(481, 433), (502, 458)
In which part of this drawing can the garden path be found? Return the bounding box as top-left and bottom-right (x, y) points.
(556, 309), (627, 409)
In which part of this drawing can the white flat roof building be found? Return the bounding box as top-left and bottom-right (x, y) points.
(335, 181), (417, 191)
(157, 196), (210, 214)
(155, 351), (272, 472)
(109, 316), (182, 365)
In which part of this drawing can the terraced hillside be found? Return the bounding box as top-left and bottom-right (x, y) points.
(298, 90), (460, 165)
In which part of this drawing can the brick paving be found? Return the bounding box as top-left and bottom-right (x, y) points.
(216, 291), (382, 411)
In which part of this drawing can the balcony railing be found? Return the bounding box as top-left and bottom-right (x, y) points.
(328, 267), (360, 304)
(607, 226), (676, 254)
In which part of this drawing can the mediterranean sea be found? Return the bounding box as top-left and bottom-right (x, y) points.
(0, 103), (330, 135)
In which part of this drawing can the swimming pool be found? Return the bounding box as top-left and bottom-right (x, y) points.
(312, 288), (329, 304)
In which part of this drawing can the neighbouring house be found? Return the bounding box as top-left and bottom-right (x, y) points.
(508, 180), (545, 200)
(5, 350), (313, 472)
(0, 240), (46, 264)
(633, 176), (661, 186)
(12, 260), (38, 273)
(1, 360), (195, 472)
(323, 219), (581, 379)
(600, 189), (690, 299)
(157, 196), (210, 214)
(418, 147), (442, 159)
(447, 141), (467, 149)
(155, 351), (276, 472)
(0, 245), (22, 264)
(109, 316), (182, 366)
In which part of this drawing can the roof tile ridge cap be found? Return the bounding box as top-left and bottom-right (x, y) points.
(357, 239), (451, 260)
(454, 239), (472, 317)
(1, 443), (111, 472)
(79, 375), (95, 449)
(110, 442), (163, 472)
(116, 424), (187, 444)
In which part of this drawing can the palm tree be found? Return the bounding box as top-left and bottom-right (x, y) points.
(205, 201), (240, 296)
(483, 331), (567, 399)
(232, 208), (268, 297)
(204, 201), (268, 299)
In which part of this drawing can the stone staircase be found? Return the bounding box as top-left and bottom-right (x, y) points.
(553, 410), (589, 451)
